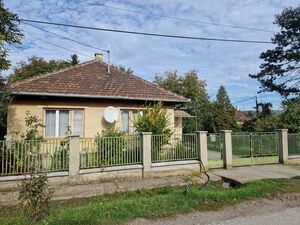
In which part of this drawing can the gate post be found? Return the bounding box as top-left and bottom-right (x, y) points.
(69, 135), (80, 183)
(220, 130), (232, 169)
(197, 131), (208, 169)
(276, 129), (288, 164)
(141, 132), (152, 178)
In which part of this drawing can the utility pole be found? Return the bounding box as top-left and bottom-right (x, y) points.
(255, 95), (259, 117)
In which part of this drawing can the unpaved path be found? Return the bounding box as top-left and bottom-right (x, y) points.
(129, 192), (300, 225)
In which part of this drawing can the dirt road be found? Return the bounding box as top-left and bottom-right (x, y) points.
(129, 192), (300, 225)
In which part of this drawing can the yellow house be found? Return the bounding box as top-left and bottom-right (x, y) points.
(7, 55), (188, 138)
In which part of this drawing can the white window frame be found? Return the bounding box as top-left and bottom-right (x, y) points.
(44, 109), (84, 138)
(120, 109), (139, 135)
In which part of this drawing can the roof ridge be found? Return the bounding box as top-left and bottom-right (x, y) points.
(102, 61), (187, 101)
(9, 59), (96, 88)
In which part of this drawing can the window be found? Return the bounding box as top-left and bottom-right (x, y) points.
(72, 110), (84, 136)
(45, 109), (84, 137)
(120, 110), (138, 134)
(121, 111), (129, 133)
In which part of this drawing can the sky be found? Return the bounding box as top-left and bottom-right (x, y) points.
(3, 0), (299, 110)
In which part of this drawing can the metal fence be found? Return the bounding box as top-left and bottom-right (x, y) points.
(151, 133), (198, 162)
(232, 133), (251, 158)
(232, 132), (279, 166)
(288, 133), (300, 156)
(80, 135), (142, 169)
(0, 138), (69, 176)
(207, 133), (223, 161)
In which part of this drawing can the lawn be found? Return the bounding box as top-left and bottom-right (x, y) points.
(1, 178), (300, 225)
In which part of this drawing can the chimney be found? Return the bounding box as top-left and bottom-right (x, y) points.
(94, 53), (103, 62)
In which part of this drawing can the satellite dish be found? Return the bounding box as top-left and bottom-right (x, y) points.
(104, 106), (118, 123)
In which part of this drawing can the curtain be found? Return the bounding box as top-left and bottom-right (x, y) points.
(59, 110), (69, 136)
(121, 111), (129, 133)
(72, 110), (83, 136)
(45, 110), (56, 137)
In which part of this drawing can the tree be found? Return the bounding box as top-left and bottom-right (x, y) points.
(249, 7), (300, 97)
(212, 86), (238, 132)
(8, 56), (70, 82)
(154, 70), (213, 132)
(242, 102), (279, 132)
(112, 64), (134, 75)
(280, 96), (300, 132)
(0, 90), (10, 139)
(0, 0), (23, 71)
(67, 54), (80, 66)
(133, 102), (172, 135)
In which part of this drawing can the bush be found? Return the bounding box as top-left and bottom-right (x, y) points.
(18, 168), (53, 221)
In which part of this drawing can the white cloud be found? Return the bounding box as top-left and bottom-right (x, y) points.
(3, 0), (299, 109)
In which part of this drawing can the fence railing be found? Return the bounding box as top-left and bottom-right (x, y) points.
(288, 133), (300, 156)
(151, 133), (198, 163)
(80, 135), (142, 169)
(0, 138), (69, 176)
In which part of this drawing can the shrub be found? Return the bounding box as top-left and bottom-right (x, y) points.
(18, 167), (53, 221)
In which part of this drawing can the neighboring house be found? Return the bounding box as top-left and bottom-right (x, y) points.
(7, 54), (188, 138)
(237, 111), (252, 125)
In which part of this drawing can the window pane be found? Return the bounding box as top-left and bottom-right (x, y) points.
(121, 111), (129, 133)
(45, 110), (56, 137)
(59, 110), (69, 136)
(129, 111), (138, 134)
(72, 110), (83, 136)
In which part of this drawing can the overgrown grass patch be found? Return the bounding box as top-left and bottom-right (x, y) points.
(1, 178), (300, 225)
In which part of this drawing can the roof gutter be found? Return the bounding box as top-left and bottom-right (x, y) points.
(11, 92), (188, 103)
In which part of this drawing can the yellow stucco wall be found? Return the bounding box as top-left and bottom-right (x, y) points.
(7, 99), (180, 138)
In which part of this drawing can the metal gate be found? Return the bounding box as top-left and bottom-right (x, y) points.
(232, 132), (279, 166)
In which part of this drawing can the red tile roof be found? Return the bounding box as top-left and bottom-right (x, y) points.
(9, 60), (187, 103)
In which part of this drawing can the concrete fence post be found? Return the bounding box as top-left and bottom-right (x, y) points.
(141, 132), (152, 178)
(197, 131), (208, 169)
(68, 135), (80, 182)
(220, 130), (232, 169)
(276, 129), (288, 164)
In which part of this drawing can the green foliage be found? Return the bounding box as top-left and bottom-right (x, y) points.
(212, 86), (239, 132)
(82, 127), (141, 167)
(9, 56), (70, 82)
(154, 70), (212, 132)
(241, 102), (279, 132)
(112, 64), (134, 75)
(0, 88), (10, 139)
(133, 102), (173, 135)
(67, 54), (80, 66)
(21, 111), (44, 141)
(249, 7), (300, 97)
(0, 0), (23, 71)
(18, 168), (53, 222)
(279, 97), (300, 132)
(2, 179), (300, 225)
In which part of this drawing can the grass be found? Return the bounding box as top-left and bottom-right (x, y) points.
(1, 178), (300, 225)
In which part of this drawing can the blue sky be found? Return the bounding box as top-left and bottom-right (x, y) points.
(3, 0), (299, 110)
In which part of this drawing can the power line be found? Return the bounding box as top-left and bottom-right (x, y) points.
(26, 34), (90, 57)
(86, 2), (274, 33)
(16, 18), (272, 44)
(232, 94), (270, 105)
(233, 97), (255, 104)
(22, 22), (109, 53)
